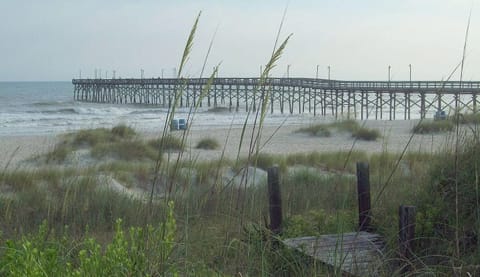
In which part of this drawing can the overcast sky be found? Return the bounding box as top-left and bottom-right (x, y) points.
(0, 0), (479, 81)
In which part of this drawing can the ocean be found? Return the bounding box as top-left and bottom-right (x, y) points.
(0, 81), (317, 136)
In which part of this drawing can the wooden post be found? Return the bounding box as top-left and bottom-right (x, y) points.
(267, 166), (282, 235)
(399, 205), (416, 260)
(356, 162), (372, 232)
(420, 93), (426, 119)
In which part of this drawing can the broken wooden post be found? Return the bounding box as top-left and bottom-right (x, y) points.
(399, 205), (416, 259)
(356, 162), (372, 232)
(267, 166), (282, 235)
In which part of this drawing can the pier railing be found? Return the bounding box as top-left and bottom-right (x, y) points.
(72, 77), (480, 120)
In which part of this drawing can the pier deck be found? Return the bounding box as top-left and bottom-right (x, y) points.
(73, 77), (480, 120)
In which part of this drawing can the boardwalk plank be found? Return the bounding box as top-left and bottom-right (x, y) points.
(283, 231), (385, 276)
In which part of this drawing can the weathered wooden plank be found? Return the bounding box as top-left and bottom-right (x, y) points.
(284, 231), (385, 276)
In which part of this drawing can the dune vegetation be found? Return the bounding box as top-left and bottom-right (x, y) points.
(295, 119), (381, 141)
(1, 14), (479, 277)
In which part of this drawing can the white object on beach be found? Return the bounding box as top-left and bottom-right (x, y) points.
(171, 118), (188, 130)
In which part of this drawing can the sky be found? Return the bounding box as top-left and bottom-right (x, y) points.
(0, 0), (479, 81)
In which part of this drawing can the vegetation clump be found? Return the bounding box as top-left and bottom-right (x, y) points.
(295, 119), (380, 141)
(295, 124), (331, 137)
(416, 135), (480, 260)
(196, 137), (220, 150)
(71, 125), (137, 147)
(41, 124), (148, 163)
(352, 127), (381, 141)
(44, 125), (185, 163)
(251, 153), (287, 172)
(45, 141), (72, 163)
(412, 120), (454, 134)
(111, 124), (136, 138)
(450, 112), (480, 125)
(0, 208), (178, 276)
(72, 128), (112, 147)
(148, 134), (184, 151)
(91, 140), (156, 160)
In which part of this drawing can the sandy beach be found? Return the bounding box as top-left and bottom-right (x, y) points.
(0, 119), (455, 169)
(180, 119), (451, 161)
(0, 134), (59, 169)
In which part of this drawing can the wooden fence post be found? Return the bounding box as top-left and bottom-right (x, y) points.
(267, 166), (282, 235)
(399, 205), (416, 259)
(356, 162), (372, 232)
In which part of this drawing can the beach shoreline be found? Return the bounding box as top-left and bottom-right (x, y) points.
(0, 119), (454, 169)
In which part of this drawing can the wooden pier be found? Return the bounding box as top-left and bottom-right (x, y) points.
(72, 77), (480, 120)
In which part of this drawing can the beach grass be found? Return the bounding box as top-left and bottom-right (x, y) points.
(196, 137), (220, 149)
(148, 134), (184, 151)
(412, 120), (454, 134)
(4, 128), (480, 275)
(2, 14), (480, 277)
(453, 112), (480, 124)
(295, 119), (381, 141)
(91, 140), (157, 160)
(295, 124), (331, 137)
(330, 119), (359, 133)
(352, 126), (381, 141)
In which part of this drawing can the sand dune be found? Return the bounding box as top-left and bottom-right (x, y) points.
(0, 119), (454, 169)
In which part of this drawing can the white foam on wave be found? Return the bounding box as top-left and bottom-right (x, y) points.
(0, 92), (430, 137)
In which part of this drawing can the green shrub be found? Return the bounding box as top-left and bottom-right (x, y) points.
(148, 134), (184, 151)
(243, 223), (325, 276)
(72, 128), (112, 147)
(295, 124), (331, 137)
(295, 120), (364, 138)
(450, 112), (480, 124)
(91, 140), (156, 160)
(295, 120), (360, 136)
(45, 142), (71, 163)
(416, 135), (480, 259)
(111, 124), (136, 138)
(352, 127), (381, 141)
(0, 203), (177, 276)
(412, 120), (454, 134)
(196, 137), (220, 150)
(0, 171), (36, 192)
(71, 125), (136, 147)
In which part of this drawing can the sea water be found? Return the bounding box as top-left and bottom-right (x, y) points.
(0, 81), (320, 136)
